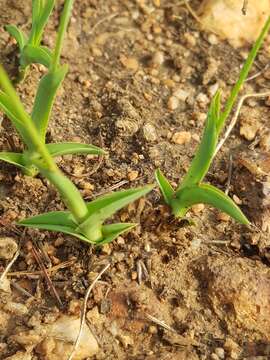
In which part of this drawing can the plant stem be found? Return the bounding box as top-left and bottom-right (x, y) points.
(0, 66), (89, 224)
(51, 0), (74, 72)
(219, 15), (270, 132)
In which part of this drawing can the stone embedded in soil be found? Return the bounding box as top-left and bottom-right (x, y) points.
(5, 351), (32, 360)
(172, 131), (191, 145)
(120, 55), (139, 71)
(197, 255), (270, 340)
(240, 120), (260, 141)
(167, 96), (179, 110)
(198, 0), (270, 48)
(11, 315), (99, 360)
(143, 123), (158, 142)
(0, 237), (18, 260)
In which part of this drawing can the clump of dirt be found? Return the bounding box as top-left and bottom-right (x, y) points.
(0, 0), (270, 359)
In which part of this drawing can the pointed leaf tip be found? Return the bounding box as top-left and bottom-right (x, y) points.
(155, 169), (174, 205)
(174, 183), (250, 225)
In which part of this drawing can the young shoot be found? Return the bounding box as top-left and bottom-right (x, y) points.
(5, 0), (55, 82)
(0, 0), (103, 177)
(155, 16), (270, 225)
(0, 66), (153, 244)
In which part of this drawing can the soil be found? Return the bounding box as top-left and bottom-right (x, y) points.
(0, 1), (270, 359)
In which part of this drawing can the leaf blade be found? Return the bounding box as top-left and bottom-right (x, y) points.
(0, 152), (27, 170)
(79, 185), (154, 231)
(4, 25), (27, 51)
(155, 169), (174, 204)
(31, 65), (68, 140)
(174, 183), (250, 225)
(99, 223), (136, 244)
(46, 142), (105, 157)
(177, 91), (221, 191)
(21, 45), (52, 68)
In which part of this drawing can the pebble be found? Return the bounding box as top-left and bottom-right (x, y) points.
(210, 354), (219, 360)
(259, 132), (270, 151)
(127, 170), (139, 181)
(208, 33), (218, 45)
(172, 131), (191, 145)
(151, 51), (164, 67)
(173, 88), (190, 101)
(232, 194), (242, 205)
(196, 93), (209, 106)
(118, 333), (134, 348)
(240, 121), (259, 141)
(215, 347), (225, 359)
(120, 56), (139, 71)
(101, 243), (112, 255)
(191, 204), (205, 214)
(167, 96), (179, 110)
(217, 212), (230, 222)
(0, 237), (18, 260)
(143, 123), (157, 142)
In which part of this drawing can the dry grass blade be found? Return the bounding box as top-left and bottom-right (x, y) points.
(7, 260), (75, 277)
(31, 243), (63, 307)
(0, 250), (19, 285)
(214, 91), (270, 157)
(67, 263), (111, 360)
(146, 313), (177, 333)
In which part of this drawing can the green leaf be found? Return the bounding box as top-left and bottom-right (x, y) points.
(30, 0), (54, 46)
(0, 152), (27, 170)
(18, 210), (77, 228)
(173, 183), (250, 225)
(4, 25), (27, 51)
(19, 219), (93, 243)
(0, 91), (31, 145)
(32, 65), (68, 141)
(35, 0), (55, 45)
(46, 142), (105, 157)
(99, 223), (136, 244)
(20, 45), (52, 68)
(177, 91), (221, 191)
(155, 169), (174, 204)
(219, 15), (270, 132)
(78, 185), (154, 234)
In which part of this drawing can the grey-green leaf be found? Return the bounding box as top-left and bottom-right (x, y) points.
(0, 152), (27, 170)
(79, 185), (154, 231)
(32, 65), (68, 141)
(155, 169), (174, 204)
(4, 25), (27, 51)
(99, 223), (136, 244)
(21, 45), (52, 68)
(173, 183), (250, 225)
(46, 142), (105, 157)
(0, 91), (31, 145)
(177, 91), (221, 191)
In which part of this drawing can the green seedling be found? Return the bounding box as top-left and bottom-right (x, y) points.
(0, 66), (153, 244)
(5, 0), (56, 81)
(0, 0), (104, 176)
(156, 16), (270, 225)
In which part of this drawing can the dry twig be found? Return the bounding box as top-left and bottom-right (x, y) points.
(67, 263), (111, 360)
(0, 250), (19, 285)
(146, 313), (177, 333)
(214, 91), (270, 157)
(31, 244), (63, 307)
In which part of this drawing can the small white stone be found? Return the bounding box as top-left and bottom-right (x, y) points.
(151, 51), (164, 67)
(173, 88), (190, 101)
(167, 96), (179, 110)
(0, 237), (18, 260)
(208, 33), (218, 45)
(172, 131), (191, 145)
(143, 123), (157, 142)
